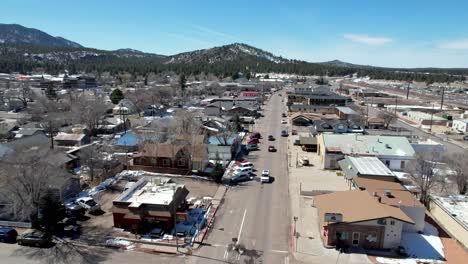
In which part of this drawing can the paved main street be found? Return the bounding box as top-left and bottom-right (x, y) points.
(189, 91), (291, 264)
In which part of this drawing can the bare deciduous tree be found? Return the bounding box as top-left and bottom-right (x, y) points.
(444, 152), (468, 195)
(377, 110), (396, 129)
(72, 96), (108, 134)
(0, 147), (67, 222)
(406, 152), (444, 207)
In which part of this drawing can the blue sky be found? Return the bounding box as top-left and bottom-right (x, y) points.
(3, 0), (468, 68)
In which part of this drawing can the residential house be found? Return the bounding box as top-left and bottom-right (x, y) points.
(314, 190), (414, 249)
(309, 120), (364, 136)
(207, 134), (242, 163)
(98, 117), (131, 134)
(54, 133), (91, 147)
(367, 118), (385, 129)
(317, 134), (415, 170)
(352, 178), (425, 232)
(112, 176), (189, 233)
(143, 105), (169, 117)
(335, 107), (359, 120)
(239, 91), (259, 98)
(13, 127), (44, 139)
(203, 104), (222, 116)
(130, 143), (208, 174)
(291, 112), (339, 126)
(225, 106), (257, 117)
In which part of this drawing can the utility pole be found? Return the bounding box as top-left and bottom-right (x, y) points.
(440, 86), (445, 110)
(406, 82), (410, 100)
(173, 189), (179, 252)
(48, 120), (54, 149)
(394, 96), (398, 117)
(429, 104), (435, 133)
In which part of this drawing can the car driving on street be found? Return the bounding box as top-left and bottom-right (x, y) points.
(268, 146), (277, 152)
(261, 169), (271, 183)
(281, 130), (289, 137)
(268, 135), (275, 141)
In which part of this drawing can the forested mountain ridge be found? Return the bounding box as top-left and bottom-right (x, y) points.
(0, 24), (466, 83)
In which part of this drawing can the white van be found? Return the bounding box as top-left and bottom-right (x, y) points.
(234, 167), (253, 175)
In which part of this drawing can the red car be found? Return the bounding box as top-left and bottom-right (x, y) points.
(268, 146), (277, 152)
(248, 138), (259, 144)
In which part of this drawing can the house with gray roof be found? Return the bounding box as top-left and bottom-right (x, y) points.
(338, 156), (396, 181)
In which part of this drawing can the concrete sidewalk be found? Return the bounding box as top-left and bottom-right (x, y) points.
(287, 137), (372, 264)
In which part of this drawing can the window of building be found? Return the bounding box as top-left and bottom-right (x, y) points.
(338, 232), (348, 240)
(390, 220), (395, 226)
(400, 161), (405, 169)
(385, 160), (390, 167)
(352, 232), (360, 246)
(178, 159), (186, 167)
(150, 158), (157, 165)
(162, 159), (170, 166)
(377, 219), (387, 225)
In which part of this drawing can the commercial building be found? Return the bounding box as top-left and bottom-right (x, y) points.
(112, 176), (189, 234)
(352, 178), (425, 232)
(314, 190), (414, 249)
(317, 134), (415, 170)
(429, 195), (468, 248)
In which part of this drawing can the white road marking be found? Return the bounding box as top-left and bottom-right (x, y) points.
(224, 249), (228, 259)
(237, 209), (247, 242)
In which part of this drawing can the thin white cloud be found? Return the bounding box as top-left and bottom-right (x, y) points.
(343, 34), (393, 45)
(439, 38), (468, 50)
(190, 24), (236, 40)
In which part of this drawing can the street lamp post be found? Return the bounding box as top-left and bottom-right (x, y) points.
(293, 216), (298, 252)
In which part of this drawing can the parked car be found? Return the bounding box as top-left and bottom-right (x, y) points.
(291, 129), (297, 135)
(268, 146), (277, 152)
(464, 135), (468, 141)
(301, 156), (309, 166)
(261, 170), (271, 183)
(282, 113), (287, 117)
(65, 201), (86, 217)
(238, 161), (254, 168)
(247, 138), (259, 144)
(230, 172), (251, 184)
(268, 135), (275, 141)
(148, 227), (165, 239)
(293, 139), (301, 145)
(281, 130), (289, 137)
(0, 227), (18, 243)
(234, 167), (253, 175)
(76, 197), (101, 213)
(246, 143), (259, 151)
(17, 231), (51, 247)
(281, 119), (287, 124)
(250, 132), (261, 139)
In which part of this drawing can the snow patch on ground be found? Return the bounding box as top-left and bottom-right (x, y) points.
(376, 222), (445, 264)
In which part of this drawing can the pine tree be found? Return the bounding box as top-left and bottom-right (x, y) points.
(110, 88), (124, 104)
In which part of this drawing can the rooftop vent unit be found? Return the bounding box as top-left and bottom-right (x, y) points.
(384, 190), (392, 197)
(385, 144), (392, 149)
